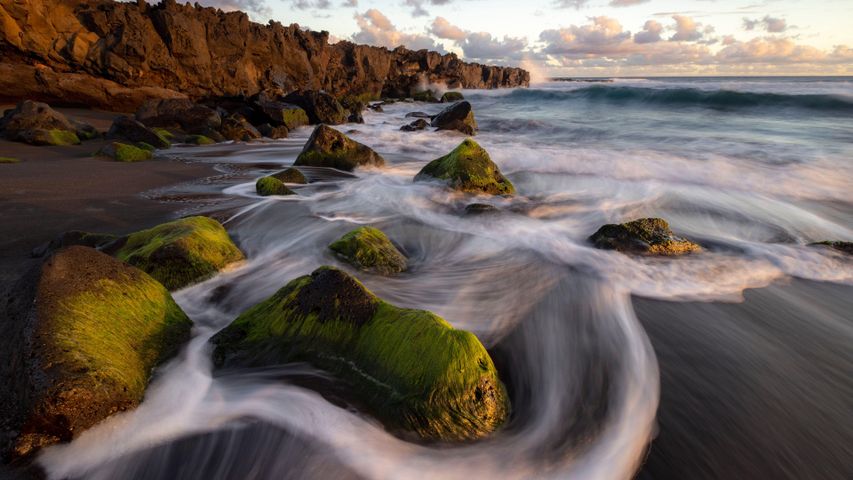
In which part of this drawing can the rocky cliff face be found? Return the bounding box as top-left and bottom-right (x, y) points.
(0, 0), (529, 111)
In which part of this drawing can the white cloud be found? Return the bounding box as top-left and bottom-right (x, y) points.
(670, 15), (705, 42)
(610, 0), (650, 6)
(743, 16), (787, 33)
(430, 17), (467, 41)
(461, 32), (528, 61)
(634, 20), (663, 44)
(351, 9), (445, 52)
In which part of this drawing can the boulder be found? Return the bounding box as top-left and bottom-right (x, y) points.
(464, 203), (500, 215)
(98, 142), (154, 162)
(348, 111), (364, 124)
(368, 104), (385, 113)
(256, 176), (295, 196)
(810, 241), (853, 255)
(220, 114), (262, 142)
(441, 91), (465, 103)
(329, 226), (407, 275)
(31, 230), (119, 258)
(588, 218), (702, 256)
(107, 116), (171, 149)
(413, 90), (440, 103)
(294, 125), (385, 171)
(430, 101), (477, 135)
(0, 100), (90, 146)
(135, 98), (221, 134)
(0, 246), (192, 460)
(257, 123), (289, 139)
(211, 267), (508, 441)
(253, 93), (310, 130)
(414, 139), (515, 195)
(110, 216), (244, 290)
(282, 90), (349, 125)
(271, 167), (308, 184)
(400, 119), (429, 132)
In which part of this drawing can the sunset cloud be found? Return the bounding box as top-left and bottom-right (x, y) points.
(743, 16), (788, 33)
(352, 9), (444, 51)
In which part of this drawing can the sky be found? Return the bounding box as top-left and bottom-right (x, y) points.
(200, 0), (853, 77)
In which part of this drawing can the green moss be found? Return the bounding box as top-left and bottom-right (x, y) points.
(110, 143), (153, 162)
(271, 167), (308, 184)
(152, 128), (175, 140)
(256, 176), (296, 196)
(0, 156), (20, 163)
(30, 129), (81, 146)
(340, 92), (380, 106)
(294, 125), (385, 171)
(212, 267), (508, 440)
(441, 91), (465, 102)
(135, 142), (156, 152)
(281, 108), (309, 130)
(414, 139), (515, 195)
(113, 216), (245, 290)
(329, 226), (407, 275)
(186, 134), (216, 145)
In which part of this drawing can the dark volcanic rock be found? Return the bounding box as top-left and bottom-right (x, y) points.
(0, 0), (529, 111)
(400, 119), (429, 131)
(588, 218), (702, 256)
(441, 91), (464, 102)
(107, 116), (171, 149)
(135, 98), (221, 134)
(405, 111), (432, 119)
(257, 123), (289, 139)
(0, 100), (94, 146)
(464, 203), (500, 215)
(252, 92), (309, 130)
(220, 114), (262, 142)
(294, 125), (385, 171)
(0, 246), (192, 460)
(283, 90), (349, 125)
(430, 101), (477, 135)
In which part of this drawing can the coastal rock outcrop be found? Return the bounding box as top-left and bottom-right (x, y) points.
(430, 101), (478, 135)
(135, 98), (221, 134)
(415, 139), (515, 195)
(211, 266), (509, 440)
(107, 116), (171, 149)
(0, 100), (96, 146)
(256, 176), (295, 196)
(0, 0), (529, 111)
(282, 90), (349, 125)
(0, 246), (192, 460)
(219, 114), (262, 142)
(329, 226), (407, 275)
(295, 125), (385, 171)
(589, 218), (702, 255)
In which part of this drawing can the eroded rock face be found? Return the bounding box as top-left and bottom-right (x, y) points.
(588, 218), (702, 256)
(211, 266), (509, 441)
(0, 100), (94, 146)
(430, 101), (478, 135)
(414, 139), (515, 195)
(0, 246), (192, 460)
(294, 125), (385, 171)
(0, 0), (529, 111)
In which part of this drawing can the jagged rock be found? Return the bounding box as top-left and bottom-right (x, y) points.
(271, 167), (307, 184)
(0, 246), (192, 460)
(441, 91), (464, 102)
(98, 142), (153, 162)
(329, 226), (407, 275)
(210, 266), (509, 441)
(135, 98), (221, 134)
(107, 116), (171, 149)
(282, 90), (349, 125)
(400, 119), (428, 131)
(294, 125), (385, 171)
(257, 123), (289, 139)
(430, 101), (477, 135)
(0, 100), (92, 146)
(810, 241), (853, 255)
(220, 114), (261, 142)
(588, 218), (702, 256)
(256, 176), (295, 196)
(414, 139), (515, 195)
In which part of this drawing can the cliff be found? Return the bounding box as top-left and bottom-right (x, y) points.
(0, 0), (529, 111)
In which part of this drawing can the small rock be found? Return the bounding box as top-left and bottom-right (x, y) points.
(98, 142), (153, 162)
(329, 226), (407, 275)
(414, 139), (515, 195)
(294, 124), (385, 171)
(588, 218), (702, 256)
(107, 116), (171, 149)
(220, 114), (261, 142)
(271, 167), (308, 184)
(413, 90), (440, 103)
(185, 134), (216, 145)
(400, 119), (429, 131)
(256, 176), (296, 196)
(464, 203), (500, 215)
(257, 123), (289, 139)
(405, 111), (432, 119)
(430, 101), (477, 135)
(441, 91), (464, 102)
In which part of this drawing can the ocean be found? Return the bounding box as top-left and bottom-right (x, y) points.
(35, 77), (853, 479)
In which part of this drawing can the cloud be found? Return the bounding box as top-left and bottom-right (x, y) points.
(743, 16), (787, 33)
(291, 0), (331, 9)
(670, 15), (705, 42)
(460, 32), (528, 61)
(634, 20), (662, 44)
(430, 17), (467, 41)
(610, 0), (650, 6)
(539, 16), (632, 56)
(553, 0), (590, 9)
(342, 0), (358, 7)
(351, 9), (445, 52)
(715, 37), (853, 64)
(197, 0), (271, 17)
(403, 0), (452, 17)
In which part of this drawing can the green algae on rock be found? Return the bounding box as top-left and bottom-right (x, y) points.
(256, 176), (296, 196)
(329, 226), (407, 275)
(186, 134), (216, 145)
(294, 124), (385, 171)
(271, 167), (308, 184)
(1, 246), (192, 459)
(112, 216), (244, 290)
(211, 266), (509, 441)
(589, 217), (702, 256)
(0, 156), (20, 163)
(99, 142), (154, 162)
(414, 139), (515, 195)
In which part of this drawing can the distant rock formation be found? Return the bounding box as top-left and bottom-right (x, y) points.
(0, 0), (529, 111)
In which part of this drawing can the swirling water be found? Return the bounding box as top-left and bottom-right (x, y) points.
(38, 77), (853, 479)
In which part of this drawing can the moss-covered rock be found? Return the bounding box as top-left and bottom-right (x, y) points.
(219, 114), (262, 142)
(430, 101), (477, 135)
(810, 241), (853, 255)
(271, 167), (308, 184)
(329, 226), (407, 275)
(108, 116), (171, 149)
(294, 125), (385, 171)
(211, 267), (508, 440)
(413, 90), (440, 103)
(283, 90), (349, 125)
(0, 156), (20, 163)
(111, 216), (244, 290)
(256, 176), (295, 196)
(186, 134), (216, 145)
(589, 218), (702, 256)
(136, 142), (156, 152)
(414, 139), (515, 195)
(98, 142), (153, 162)
(257, 123), (289, 139)
(0, 246), (192, 459)
(25, 129), (81, 146)
(0, 100), (92, 146)
(441, 91), (465, 103)
(152, 127), (175, 141)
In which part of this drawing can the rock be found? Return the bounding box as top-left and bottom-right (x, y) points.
(107, 116), (171, 149)
(0, 157), (20, 163)
(441, 91), (464, 102)
(253, 93), (309, 130)
(430, 101), (478, 135)
(31, 230), (119, 258)
(257, 123), (289, 139)
(588, 218), (702, 256)
(348, 111), (364, 124)
(219, 114), (261, 142)
(282, 90), (349, 125)
(810, 241), (853, 255)
(294, 125), (385, 171)
(414, 139), (515, 195)
(98, 142), (154, 162)
(110, 216), (244, 290)
(210, 266), (508, 441)
(405, 111), (432, 119)
(0, 100), (89, 146)
(135, 98), (221, 134)
(185, 134), (216, 145)
(413, 90), (440, 103)
(256, 176), (295, 196)
(0, 246), (192, 460)
(271, 167), (307, 184)
(368, 104), (384, 113)
(400, 119), (429, 132)
(329, 226), (407, 275)
(464, 203), (500, 215)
